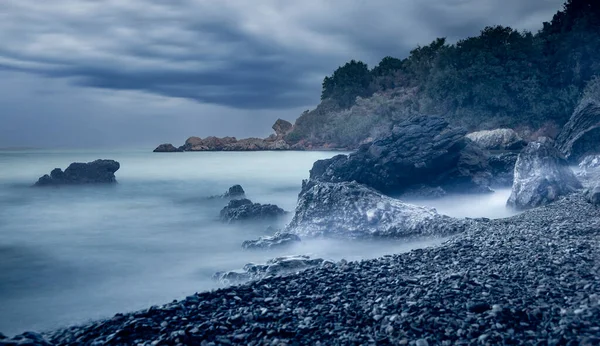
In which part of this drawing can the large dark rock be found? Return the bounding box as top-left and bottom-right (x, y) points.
(556, 96), (600, 163)
(241, 232), (301, 250)
(153, 143), (182, 152)
(34, 160), (120, 186)
(308, 116), (492, 195)
(285, 180), (469, 238)
(466, 129), (526, 151)
(488, 152), (519, 187)
(222, 185), (245, 199)
(219, 198), (287, 223)
(507, 140), (582, 210)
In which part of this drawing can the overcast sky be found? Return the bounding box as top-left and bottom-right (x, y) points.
(0, 0), (565, 148)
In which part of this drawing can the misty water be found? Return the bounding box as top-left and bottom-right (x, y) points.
(0, 150), (519, 335)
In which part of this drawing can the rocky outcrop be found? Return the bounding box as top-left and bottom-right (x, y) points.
(308, 116), (492, 195)
(466, 128), (526, 151)
(153, 143), (182, 152)
(241, 232), (301, 250)
(556, 96), (600, 163)
(157, 119), (298, 152)
(272, 119), (293, 137)
(488, 152), (519, 187)
(212, 255), (332, 285)
(222, 185), (245, 199)
(34, 160), (120, 186)
(507, 140), (582, 210)
(285, 180), (468, 238)
(219, 199), (287, 223)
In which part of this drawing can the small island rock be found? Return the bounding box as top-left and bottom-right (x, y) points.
(34, 159), (120, 186)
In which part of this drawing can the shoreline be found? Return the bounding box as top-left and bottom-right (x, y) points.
(8, 192), (598, 345)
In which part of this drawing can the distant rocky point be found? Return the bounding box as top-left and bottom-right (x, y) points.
(34, 159), (120, 186)
(154, 118), (307, 152)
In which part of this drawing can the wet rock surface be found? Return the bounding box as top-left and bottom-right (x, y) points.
(212, 255), (331, 286)
(466, 128), (526, 151)
(34, 160), (120, 186)
(241, 232), (301, 250)
(556, 95), (600, 163)
(507, 141), (582, 210)
(36, 193), (600, 345)
(308, 116), (492, 195)
(219, 199), (287, 223)
(286, 180), (468, 238)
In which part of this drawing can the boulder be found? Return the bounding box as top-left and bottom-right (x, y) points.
(219, 198), (287, 223)
(285, 180), (468, 238)
(309, 116), (492, 195)
(34, 160), (120, 186)
(212, 255), (331, 285)
(272, 119), (293, 137)
(507, 141), (582, 210)
(488, 152), (519, 187)
(556, 96), (600, 163)
(585, 185), (600, 205)
(153, 143), (182, 152)
(242, 232), (301, 250)
(466, 129), (526, 151)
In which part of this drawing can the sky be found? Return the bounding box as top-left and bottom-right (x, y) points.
(0, 0), (566, 149)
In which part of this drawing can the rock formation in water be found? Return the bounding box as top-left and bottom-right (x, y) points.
(285, 180), (469, 238)
(154, 119), (298, 152)
(212, 255), (332, 285)
(241, 232), (301, 250)
(34, 160), (120, 186)
(466, 128), (526, 151)
(308, 116), (492, 196)
(556, 95), (600, 163)
(153, 143), (182, 152)
(222, 185), (245, 199)
(507, 140), (582, 210)
(219, 199), (287, 223)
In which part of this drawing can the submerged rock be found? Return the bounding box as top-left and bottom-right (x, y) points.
(556, 95), (600, 162)
(153, 143), (182, 152)
(34, 159), (120, 186)
(213, 255), (331, 285)
(466, 128), (526, 151)
(241, 232), (301, 250)
(308, 116), (492, 195)
(507, 140), (582, 210)
(219, 198), (287, 223)
(286, 180), (468, 238)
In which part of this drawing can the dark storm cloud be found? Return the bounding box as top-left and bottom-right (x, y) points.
(0, 0), (565, 110)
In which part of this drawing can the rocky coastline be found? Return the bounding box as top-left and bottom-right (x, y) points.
(153, 119), (349, 153)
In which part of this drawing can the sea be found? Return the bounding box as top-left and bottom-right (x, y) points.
(0, 149), (518, 335)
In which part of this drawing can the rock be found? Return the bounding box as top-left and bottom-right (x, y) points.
(34, 159), (120, 186)
(153, 143), (182, 152)
(585, 185), (600, 205)
(222, 185), (245, 199)
(398, 185), (447, 200)
(182, 136), (238, 151)
(466, 128), (526, 151)
(308, 116), (492, 195)
(579, 154), (600, 171)
(556, 95), (600, 162)
(286, 180), (468, 238)
(213, 255), (330, 285)
(488, 152), (519, 187)
(272, 119), (293, 137)
(507, 140), (582, 210)
(219, 199), (287, 223)
(241, 232), (301, 250)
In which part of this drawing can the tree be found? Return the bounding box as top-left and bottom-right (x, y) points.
(320, 60), (373, 108)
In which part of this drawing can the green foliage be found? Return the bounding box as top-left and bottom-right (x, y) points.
(321, 60), (373, 108)
(298, 0), (600, 147)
